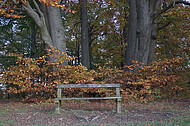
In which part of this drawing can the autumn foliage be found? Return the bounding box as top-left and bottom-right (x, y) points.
(1, 47), (188, 103)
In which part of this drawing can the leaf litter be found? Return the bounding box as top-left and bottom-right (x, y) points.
(0, 99), (189, 125)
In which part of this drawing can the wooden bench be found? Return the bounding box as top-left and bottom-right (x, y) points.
(55, 84), (122, 113)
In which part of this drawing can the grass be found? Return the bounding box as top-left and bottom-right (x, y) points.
(0, 119), (16, 126)
(0, 104), (18, 126)
(131, 116), (190, 126)
(0, 101), (37, 126)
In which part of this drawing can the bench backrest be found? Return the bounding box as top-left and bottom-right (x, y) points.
(57, 84), (120, 88)
(56, 84), (121, 99)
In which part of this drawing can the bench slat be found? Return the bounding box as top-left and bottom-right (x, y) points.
(55, 97), (122, 101)
(57, 84), (120, 88)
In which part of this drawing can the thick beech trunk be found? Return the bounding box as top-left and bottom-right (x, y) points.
(46, 6), (66, 53)
(81, 0), (90, 69)
(21, 1), (66, 53)
(125, 0), (160, 65)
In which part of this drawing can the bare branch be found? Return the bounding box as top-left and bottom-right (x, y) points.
(20, 0), (43, 28)
(154, 0), (190, 20)
(157, 21), (172, 31)
(0, 0), (8, 8)
(32, 0), (44, 18)
(12, 0), (19, 5)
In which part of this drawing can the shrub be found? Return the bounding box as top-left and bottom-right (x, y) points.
(1, 47), (188, 102)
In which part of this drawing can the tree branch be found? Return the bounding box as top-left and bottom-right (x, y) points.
(32, 0), (44, 18)
(0, 0), (8, 8)
(154, 0), (190, 20)
(20, 0), (43, 28)
(17, 0), (52, 47)
(157, 21), (172, 31)
(12, 0), (19, 5)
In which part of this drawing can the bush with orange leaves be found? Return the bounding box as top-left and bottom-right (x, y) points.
(1, 47), (188, 102)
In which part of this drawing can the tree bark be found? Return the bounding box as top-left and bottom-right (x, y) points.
(21, 0), (53, 48)
(21, 1), (66, 54)
(125, 0), (160, 66)
(80, 0), (90, 69)
(30, 25), (38, 58)
(46, 6), (66, 53)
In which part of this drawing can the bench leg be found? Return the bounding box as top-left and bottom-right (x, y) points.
(55, 99), (61, 113)
(116, 98), (121, 113)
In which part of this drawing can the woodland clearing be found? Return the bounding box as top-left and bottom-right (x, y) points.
(0, 99), (189, 126)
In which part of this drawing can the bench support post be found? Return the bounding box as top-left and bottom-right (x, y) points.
(116, 87), (121, 113)
(55, 88), (62, 113)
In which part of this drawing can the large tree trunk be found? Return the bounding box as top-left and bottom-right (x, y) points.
(125, 0), (160, 66)
(46, 6), (66, 53)
(21, 1), (66, 53)
(80, 0), (90, 69)
(21, 1), (53, 48)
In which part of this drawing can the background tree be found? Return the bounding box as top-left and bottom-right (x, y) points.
(0, 15), (42, 70)
(124, 0), (190, 66)
(64, 0), (127, 68)
(80, 0), (90, 69)
(156, 2), (190, 62)
(124, 0), (160, 66)
(0, 0), (66, 55)
(22, 1), (66, 53)
(88, 0), (127, 68)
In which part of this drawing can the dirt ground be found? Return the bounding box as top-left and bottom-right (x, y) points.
(0, 99), (189, 126)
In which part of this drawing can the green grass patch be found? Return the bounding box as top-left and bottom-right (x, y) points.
(130, 116), (190, 126)
(0, 119), (15, 126)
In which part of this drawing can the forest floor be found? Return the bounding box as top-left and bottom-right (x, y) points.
(0, 98), (189, 126)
